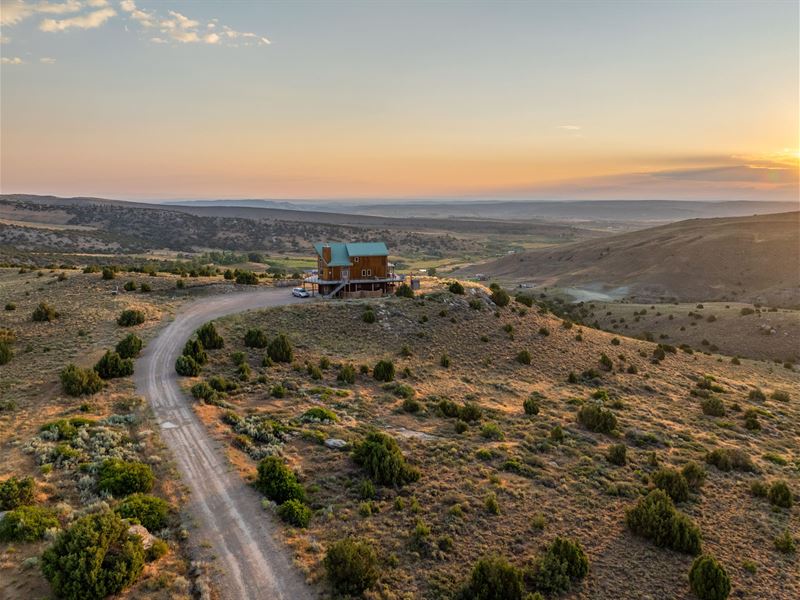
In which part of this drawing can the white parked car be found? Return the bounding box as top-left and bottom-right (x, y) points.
(292, 287), (310, 298)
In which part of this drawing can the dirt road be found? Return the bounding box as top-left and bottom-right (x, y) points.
(134, 288), (315, 600)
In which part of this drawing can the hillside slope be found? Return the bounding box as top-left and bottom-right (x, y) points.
(458, 212), (800, 306)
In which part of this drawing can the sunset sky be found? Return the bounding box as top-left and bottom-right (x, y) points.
(1, 0), (798, 201)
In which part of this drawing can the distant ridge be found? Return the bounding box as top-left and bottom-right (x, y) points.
(162, 198), (798, 223)
(457, 211), (800, 307)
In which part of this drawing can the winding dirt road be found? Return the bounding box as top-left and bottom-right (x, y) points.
(134, 288), (315, 600)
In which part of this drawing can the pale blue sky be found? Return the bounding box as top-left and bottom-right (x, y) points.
(1, 0), (798, 200)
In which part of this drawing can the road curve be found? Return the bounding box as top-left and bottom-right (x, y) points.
(134, 288), (315, 600)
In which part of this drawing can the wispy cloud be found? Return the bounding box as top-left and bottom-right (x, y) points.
(120, 0), (270, 46)
(557, 125), (581, 131)
(39, 6), (115, 31)
(35, 1), (83, 15)
(2, 0), (270, 46)
(1, 56), (24, 64)
(0, 0), (34, 26)
(40, 56), (56, 63)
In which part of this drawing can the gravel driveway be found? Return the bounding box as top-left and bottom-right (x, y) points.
(134, 288), (315, 600)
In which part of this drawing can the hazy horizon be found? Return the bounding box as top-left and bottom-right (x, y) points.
(1, 0), (798, 201)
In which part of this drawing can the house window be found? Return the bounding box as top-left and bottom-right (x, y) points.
(354, 257), (360, 262)
(367, 269), (372, 277)
(361, 269), (367, 277)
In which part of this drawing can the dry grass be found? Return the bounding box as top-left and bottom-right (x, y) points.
(190, 284), (799, 599)
(569, 300), (799, 364)
(0, 268), (228, 600)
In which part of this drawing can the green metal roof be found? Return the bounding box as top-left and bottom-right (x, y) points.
(313, 242), (351, 266)
(314, 241), (388, 267)
(345, 242), (389, 257)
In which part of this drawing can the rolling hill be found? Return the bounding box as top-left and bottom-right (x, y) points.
(457, 212), (800, 307)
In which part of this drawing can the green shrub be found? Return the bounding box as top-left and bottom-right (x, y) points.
(208, 375), (237, 392)
(39, 417), (93, 440)
(235, 270), (258, 285)
(480, 422), (504, 440)
(750, 480), (769, 498)
(458, 402), (482, 423)
(60, 364), (103, 396)
(516, 349), (532, 365)
(373, 359), (395, 382)
(0, 340), (13, 365)
(244, 328), (269, 348)
(599, 353), (613, 370)
(255, 456), (305, 504)
(357, 479), (376, 500)
(175, 355), (201, 376)
(267, 334), (293, 363)
(748, 388), (766, 402)
(402, 397), (421, 413)
(97, 459), (155, 497)
(115, 333), (143, 359)
(625, 489), (701, 555)
(182, 338), (207, 364)
(338, 363), (356, 384)
(652, 468), (690, 503)
(527, 536), (589, 595)
(0, 505), (58, 542)
(607, 444), (627, 466)
(236, 362), (251, 380)
(681, 462), (706, 491)
(774, 530), (796, 554)
(302, 407), (338, 422)
(324, 538), (379, 595)
(0, 476), (35, 510)
(123, 281), (136, 292)
(4, 302), (16, 311)
(743, 409), (761, 431)
(454, 420), (468, 433)
(701, 397), (725, 417)
(41, 511), (144, 600)
(448, 281), (465, 294)
(116, 494), (169, 531)
(550, 425), (564, 442)
(396, 283), (414, 298)
(439, 353), (451, 368)
(515, 294), (533, 307)
(139, 282), (151, 293)
(771, 390), (790, 402)
(437, 398), (459, 418)
(271, 384), (287, 398)
(101, 267), (115, 280)
(577, 402), (617, 433)
(117, 309), (145, 327)
(491, 288), (510, 307)
(32, 302), (58, 322)
(705, 448), (755, 472)
(458, 555), (524, 600)
(278, 499), (312, 528)
(768, 480), (793, 508)
(146, 539), (169, 562)
(94, 351), (134, 379)
(352, 431), (419, 486)
(190, 381), (216, 402)
(689, 555), (731, 600)
(196, 321), (224, 349)
(362, 309), (376, 324)
(523, 395), (540, 416)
